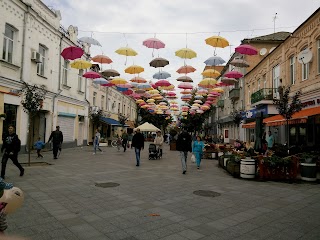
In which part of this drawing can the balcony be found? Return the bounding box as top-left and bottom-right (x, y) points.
(251, 88), (276, 106)
(217, 100), (224, 108)
(229, 88), (240, 100)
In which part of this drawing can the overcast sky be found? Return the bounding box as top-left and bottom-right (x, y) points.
(43, 0), (319, 95)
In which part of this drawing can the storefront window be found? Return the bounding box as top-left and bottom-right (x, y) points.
(2, 104), (17, 137)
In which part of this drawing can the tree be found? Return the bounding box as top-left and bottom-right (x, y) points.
(230, 110), (243, 140)
(89, 108), (103, 135)
(118, 113), (128, 127)
(137, 107), (172, 131)
(19, 81), (47, 165)
(273, 86), (302, 153)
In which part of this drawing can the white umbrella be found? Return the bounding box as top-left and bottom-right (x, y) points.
(134, 122), (160, 132)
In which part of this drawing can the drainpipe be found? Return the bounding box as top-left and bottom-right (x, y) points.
(20, 4), (31, 82)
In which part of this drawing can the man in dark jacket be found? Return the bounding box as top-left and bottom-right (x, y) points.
(131, 128), (144, 166)
(176, 130), (192, 174)
(1, 125), (24, 179)
(48, 126), (63, 159)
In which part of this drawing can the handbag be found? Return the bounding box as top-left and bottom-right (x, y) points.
(191, 154), (196, 163)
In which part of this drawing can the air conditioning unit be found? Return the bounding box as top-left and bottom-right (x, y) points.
(31, 51), (42, 63)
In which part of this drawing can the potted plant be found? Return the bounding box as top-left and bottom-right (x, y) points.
(299, 152), (317, 181)
(226, 154), (241, 177)
(0, 113), (6, 120)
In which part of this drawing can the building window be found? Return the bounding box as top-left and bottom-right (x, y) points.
(78, 69), (83, 91)
(290, 56), (295, 85)
(118, 103), (120, 113)
(318, 40), (320, 74)
(302, 47), (309, 80)
(62, 60), (69, 85)
(101, 95), (105, 110)
(272, 65), (280, 98)
(257, 79), (261, 90)
(123, 104), (126, 115)
(37, 45), (46, 76)
(3, 104), (17, 133)
(2, 24), (15, 63)
(107, 98), (110, 110)
(93, 92), (97, 106)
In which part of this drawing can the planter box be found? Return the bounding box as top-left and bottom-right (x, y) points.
(226, 161), (240, 177)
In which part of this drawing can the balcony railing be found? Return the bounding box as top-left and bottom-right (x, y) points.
(229, 88), (240, 100)
(251, 88), (276, 105)
(217, 100), (224, 108)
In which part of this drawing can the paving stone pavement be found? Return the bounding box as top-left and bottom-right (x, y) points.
(3, 144), (320, 240)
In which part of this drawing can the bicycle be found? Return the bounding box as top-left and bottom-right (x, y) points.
(111, 138), (122, 150)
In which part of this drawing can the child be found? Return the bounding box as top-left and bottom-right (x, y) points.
(34, 137), (45, 158)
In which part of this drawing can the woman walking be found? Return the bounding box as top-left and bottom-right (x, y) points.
(192, 136), (205, 170)
(93, 129), (102, 155)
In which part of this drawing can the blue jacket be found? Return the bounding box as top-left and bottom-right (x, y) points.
(192, 141), (204, 153)
(34, 140), (45, 150)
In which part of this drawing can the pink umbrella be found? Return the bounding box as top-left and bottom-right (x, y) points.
(155, 80), (171, 87)
(61, 46), (83, 60)
(178, 82), (193, 89)
(166, 92), (176, 96)
(131, 93), (141, 99)
(101, 82), (115, 87)
(83, 71), (100, 79)
(235, 44), (258, 55)
(143, 38), (165, 49)
(224, 71), (243, 79)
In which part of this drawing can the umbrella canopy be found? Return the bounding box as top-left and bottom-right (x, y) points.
(153, 71), (171, 79)
(91, 55), (112, 64)
(110, 78), (127, 85)
(235, 44), (258, 55)
(93, 78), (109, 85)
(125, 65), (144, 74)
(176, 65), (196, 74)
(159, 85), (175, 90)
(178, 82), (193, 89)
(130, 77), (147, 83)
(155, 80), (171, 87)
(198, 78), (217, 88)
(143, 38), (165, 49)
(83, 71), (100, 79)
(204, 56), (225, 66)
(201, 69), (220, 78)
(175, 48), (197, 59)
(224, 71), (243, 79)
(101, 82), (115, 87)
(149, 58), (169, 68)
(101, 69), (120, 77)
(123, 89), (133, 95)
(205, 36), (229, 48)
(70, 60), (92, 69)
(176, 76), (193, 82)
(135, 122), (160, 132)
(61, 46), (83, 60)
(135, 83), (152, 90)
(115, 47), (138, 56)
(221, 77), (238, 85)
(230, 58), (250, 68)
(79, 37), (102, 46)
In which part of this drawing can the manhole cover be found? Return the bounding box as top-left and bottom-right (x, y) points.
(95, 182), (120, 188)
(193, 190), (221, 197)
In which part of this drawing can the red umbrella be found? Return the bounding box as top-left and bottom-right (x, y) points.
(155, 80), (171, 87)
(235, 44), (258, 55)
(61, 46), (83, 60)
(83, 71), (100, 79)
(123, 89), (133, 95)
(101, 82), (115, 87)
(224, 71), (243, 79)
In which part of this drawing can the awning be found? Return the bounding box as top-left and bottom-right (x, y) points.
(242, 106), (320, 128)
(100, 117), (128, 127)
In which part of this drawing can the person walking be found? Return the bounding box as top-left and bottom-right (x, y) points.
(122, 131), (128, 152)
(192, 136), (205, 170)
(131, 128), (144, 166)
(48, 126), (63, 159)
(154, 131), (164, 157)
(1, 125), (24, 179)
(93, 129), (102, 155)
(34, 137), (45, 158)
(176, 130), (192, 174)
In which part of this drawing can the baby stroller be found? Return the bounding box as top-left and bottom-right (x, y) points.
(148, 143), (160, 160)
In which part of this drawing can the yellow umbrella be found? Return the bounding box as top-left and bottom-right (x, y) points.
(159, 85), (175, 90)
(212, 87), (224, 93)
(115, 47), (138, 56)
(201, 69), (220, 78)
(110, 78), (127, 85)
(136, 99), (144, 104)
(125, 65), (144, 74)
(205, 36), (229, 48)
(146, 99), (155, 103)
(198, 78), (217, 88)
(148, 89), (159, 94)
(175, 48), (197, 59)
(181, 112), (188, 116)
(70, 60), (92, 69)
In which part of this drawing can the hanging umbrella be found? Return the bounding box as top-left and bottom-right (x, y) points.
(110, 78), (127, 85)
(149, 58), (169, 68)
(153, 71), (171, 79)
(176, 65), (196, 74)
(143, 38), (165, 49)
(130, 77), (147, 83)
(93, 78), (109, 85)
(91, 55), (112, 64)
(117, 86), (128, 92)
(198, 78), (217, 88)
(83, 71), (100, 79)
(205, 36), (229, 48)
(115, 47), (138, 65)
(135, 83), (152, 90)
(61, 46), (83, 60)
(176, 76), (193, 82)
(175, 48), (197, 59)
(204, 56), (225, 66)
(155, 80), (171, 87)
(221, 77), (238, 85)
(125, 65), (144, 74)
(224, 71), (243, 79)
(178, 82), (193, 89)
(159, 84), (174, 90)
(230, 58), (250, 68)
(118, 83), (133, 88)
(79, 37), (102, 46)
(201, 69), (220, 78)
(235, 44), (258, 55)
(123, 89), (133, 95)
(101, 82), (115, 87)
(70, 60), (92, 69)
(101, 69), (120, 77)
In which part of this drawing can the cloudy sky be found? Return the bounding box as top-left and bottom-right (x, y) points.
(43, 0), (319, 93)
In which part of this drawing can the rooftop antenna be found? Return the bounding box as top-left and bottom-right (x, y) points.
(273, 13), (278, 39)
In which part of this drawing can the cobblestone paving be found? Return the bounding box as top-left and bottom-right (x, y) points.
(3, 145), (320, 240)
